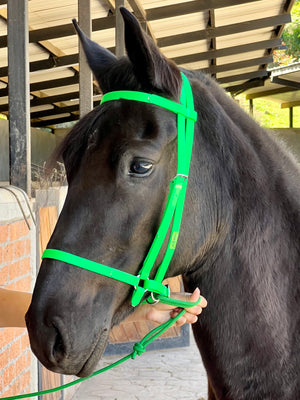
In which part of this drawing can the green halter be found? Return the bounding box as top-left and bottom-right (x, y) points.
(42, 72), (197, 307)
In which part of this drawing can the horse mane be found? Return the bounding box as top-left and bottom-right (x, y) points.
(186, 68), (300, 174)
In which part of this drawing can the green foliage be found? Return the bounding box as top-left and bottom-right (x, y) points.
(237, 95), (300, 128)
(282, 0), (300, 61)
(270, 1), (300, 66)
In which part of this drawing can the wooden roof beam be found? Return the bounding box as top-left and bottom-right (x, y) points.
(0, 91), (80, 113)
(173, 38), (282, 64)
(0, 38), (281, 79)
(218, 70), (268, 85)
(126, 0), (156, 42)
(158, 14), (291, 48)
(146, 0), (261, 20)
(102, 0), (116, 13)
(202, 56), (273, 75)
(31, 115), (79, 128)
(271, 76), (300, 90)
(226, 78), (265, 94)
(0, 0), (261, 48)
(0, 75), (79, 97)
(246, 86), (298, 100)
(0, 57), (273, 97)
(281, 100), (300, 109)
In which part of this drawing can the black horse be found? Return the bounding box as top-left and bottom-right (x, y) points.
(26, 8), (300, 400)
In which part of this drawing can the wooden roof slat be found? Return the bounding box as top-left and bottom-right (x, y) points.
(157, 14), (291, 47)
(0, 91), (80, 112)
(31, 99), (100, 119)
(217, 70), (268, 85)
(157, 14), (290, 48)
(203, 56), (273, 75)
(0, 74), (78, 97)
(173, 38), (282, 65)
(146, 0), (261, 21)
(246, 86), (299, 100)
(225, 78), (266, 94)
(31, 114), (79, 127)
(0, 15), (116, 48)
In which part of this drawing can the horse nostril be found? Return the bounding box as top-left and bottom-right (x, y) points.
(52, 325), (66, 363)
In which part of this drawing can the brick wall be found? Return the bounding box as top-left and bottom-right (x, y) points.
(0, 187), (37, 399)
(0, 218), (33, 398)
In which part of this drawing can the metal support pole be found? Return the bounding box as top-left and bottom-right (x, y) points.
(289, 107), (293, 129)
(249, 99), (254, 116)
(7, 0), (31, 195)
(116, 0), (125, 58)
(78, 0), (93, 117)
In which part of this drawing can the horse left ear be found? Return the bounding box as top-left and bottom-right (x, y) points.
(72, 19), (117, 91)
(119, 7), (182, 99)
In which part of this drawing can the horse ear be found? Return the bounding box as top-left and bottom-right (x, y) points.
(72, 19), (117, 90)
(119, 8), (181, 98)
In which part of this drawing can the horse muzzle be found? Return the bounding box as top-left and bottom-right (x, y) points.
(26, 302), (110, 377)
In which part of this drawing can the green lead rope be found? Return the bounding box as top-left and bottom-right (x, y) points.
(0, 296), (201, 400)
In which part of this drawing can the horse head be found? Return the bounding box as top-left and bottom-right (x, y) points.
(26, 8), (192, 377)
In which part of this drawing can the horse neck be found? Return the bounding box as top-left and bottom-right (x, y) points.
(189, 73), (300, 279)
(213, 80), (300, 275)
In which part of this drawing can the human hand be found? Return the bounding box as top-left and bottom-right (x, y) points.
(144, 288), (207, 327)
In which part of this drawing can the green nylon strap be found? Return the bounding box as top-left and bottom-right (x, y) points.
(42, 249), (169, 298)
(101, 89), (197, 122)
(1, 301), (201, 400)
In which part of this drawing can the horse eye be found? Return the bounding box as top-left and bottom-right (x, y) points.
(129, 159), (153, 176)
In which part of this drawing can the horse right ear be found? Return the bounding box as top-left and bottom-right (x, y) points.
(72, 19), (117, 91)
(119, 8), (181, 99)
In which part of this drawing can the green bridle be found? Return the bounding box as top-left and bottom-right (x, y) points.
(42, 72), (197, 308)
(1, 73), (199, 400)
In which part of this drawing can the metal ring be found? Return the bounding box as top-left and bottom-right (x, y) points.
(150, 292), (160, 304)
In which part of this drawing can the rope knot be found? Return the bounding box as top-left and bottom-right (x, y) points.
(132, 342), (146, 359)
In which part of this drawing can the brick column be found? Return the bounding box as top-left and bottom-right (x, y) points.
(0, 188), (37, 398)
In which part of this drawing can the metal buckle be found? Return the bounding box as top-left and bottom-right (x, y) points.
(175, 174), (188, 179)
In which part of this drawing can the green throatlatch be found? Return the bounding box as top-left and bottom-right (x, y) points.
(42, 72), (197, 308)
(1, 73), (198, 400)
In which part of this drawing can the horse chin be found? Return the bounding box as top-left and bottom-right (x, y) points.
(77, 328), (110, 378)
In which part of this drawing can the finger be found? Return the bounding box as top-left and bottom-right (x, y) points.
(173, 313), (198, 326)
(170, 309), (200, 323)
(186, 288), (207, 311)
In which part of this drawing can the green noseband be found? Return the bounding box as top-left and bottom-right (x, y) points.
(42, 72), (197, 307)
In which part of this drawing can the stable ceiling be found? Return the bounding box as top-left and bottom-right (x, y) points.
(0, 0), (295, 127)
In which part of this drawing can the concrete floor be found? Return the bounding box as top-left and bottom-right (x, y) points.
(72, 330), (208, 400)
